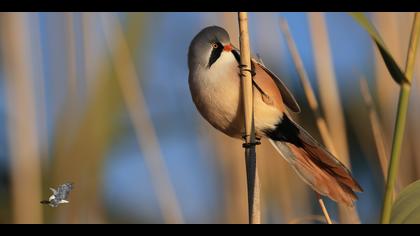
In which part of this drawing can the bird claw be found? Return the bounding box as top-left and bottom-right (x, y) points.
(242, 141), (261, 148)
(241, 134), (261, 148)
(238, 64), (256, 77)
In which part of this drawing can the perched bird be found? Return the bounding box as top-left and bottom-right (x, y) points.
(41, 182), (74, 207)
(188, 26), (362, 206)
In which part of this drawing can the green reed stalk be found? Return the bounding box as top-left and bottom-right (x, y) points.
(381, 12), (420, 224)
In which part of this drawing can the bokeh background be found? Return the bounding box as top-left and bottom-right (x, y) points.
(0, 12), (419, 224)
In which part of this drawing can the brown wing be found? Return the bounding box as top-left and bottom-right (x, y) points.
(252, 59), (301, 113)
(231, 48), (300, 112)
(252, 60), (285, 112)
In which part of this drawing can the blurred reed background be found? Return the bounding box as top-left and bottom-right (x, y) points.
(0, 12), (418, 224)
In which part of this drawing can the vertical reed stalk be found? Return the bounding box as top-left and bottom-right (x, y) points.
(50, 13), (99, 223)
(279, 17), (333, 224)
(1, 12), (43, 224)
(279, 17), (337, 155)
(238, 12), (261, 224)
(373, 13), (412, 192)
(401, 13), (420, 188)
(65, 12), (78, 100)
(308, 12), (360, 224)
(100, 13), (183, 224)
(381, 12), (420, 224)
(359, 78), (389, 181)
(31, 13), (49, 165)
(308, 13), (350, 166)
(371, 13), (408, 194)
(81, 12), (93, 92)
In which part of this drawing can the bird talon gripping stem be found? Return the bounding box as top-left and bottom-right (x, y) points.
(242, 134), (261, 148)
(242, 141), (261, 148)
(188, 26), (362, 207)
(238, 64), (256, 77)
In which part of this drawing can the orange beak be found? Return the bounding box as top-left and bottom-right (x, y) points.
(223, 44), (233, 52)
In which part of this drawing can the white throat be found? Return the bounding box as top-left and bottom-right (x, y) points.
(189, 48), (283, 138)
(189, 51), (242, 136)
(203, 49), (239, 82)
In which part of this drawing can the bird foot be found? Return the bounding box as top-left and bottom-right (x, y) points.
(238, 64), (256, 77)
(241, 135), (261, 148)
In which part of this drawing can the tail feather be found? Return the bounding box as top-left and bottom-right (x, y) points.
(267, 115), (362, 206)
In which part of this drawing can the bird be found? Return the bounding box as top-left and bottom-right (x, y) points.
(188, 25), (362, 206)
(40, 182), (74, 207)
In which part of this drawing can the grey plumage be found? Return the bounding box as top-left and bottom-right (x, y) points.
(188, 26), (362, 206)
(188, 26), (230, 70)
(41, 182), (74, 207)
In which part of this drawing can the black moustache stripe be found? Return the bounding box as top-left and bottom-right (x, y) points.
(207, 42), (224, 68)
(231, 49), (240, 64)
(231, 49), (255, 73)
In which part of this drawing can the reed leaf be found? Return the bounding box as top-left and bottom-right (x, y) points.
(350, 12), (408, 85)
(381, 13), (420, 224)
(391, 180), (420, 223)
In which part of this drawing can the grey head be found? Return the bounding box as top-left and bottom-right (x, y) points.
(188, 26), (233, 71)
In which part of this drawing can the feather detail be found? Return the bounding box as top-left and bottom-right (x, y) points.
(267, 116), (362, 206)
(252, 59), (301, 113)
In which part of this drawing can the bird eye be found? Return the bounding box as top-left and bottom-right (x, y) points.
(211, 43), (218, 49)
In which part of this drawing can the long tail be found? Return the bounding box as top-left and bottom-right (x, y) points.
(266, 115), (363, 206)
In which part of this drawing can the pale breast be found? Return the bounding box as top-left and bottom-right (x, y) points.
(189, 52), (283, 138)
(189, 52), (243, 137)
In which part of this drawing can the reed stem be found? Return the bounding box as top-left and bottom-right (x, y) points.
(317, 194), (333, 224)
(1, 12), (43, 224)
(381, 12), (420, 224)
(238, 12), (261, 224)
(307, 12), (360, 224)
(279, 17), (334, 224)
(100, 13), (184, 224)
(359, 78), (389, 181)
